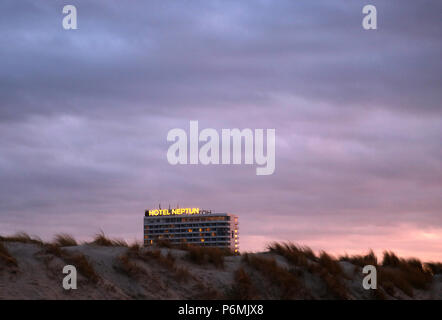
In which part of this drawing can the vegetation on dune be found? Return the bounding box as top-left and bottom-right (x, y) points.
(377, 251), (433, 297)
(242, 253), (310, 299)
(267, 242), (348, 299)
(1, 232), (440, 300)
(425, 262), (442, 275)
(64, 252), (100, 283)
(268, 242), (438, 299)
(225, 267), (260, 300)
(40, 242), (100, 283)
(184, 245), (230, 269)
(0, 242), (18, 268)
(0, 232), (43, 245)
(53, 233), (78, 247)
(114, 253), (146, 278)
(123, 246), (192, 283)
(340, 250), (378, 268)
(155, 240), (233, 269)
(89, 231), (128, 247)
(145, 250), (191, 283)
(267, 242), (313, 268)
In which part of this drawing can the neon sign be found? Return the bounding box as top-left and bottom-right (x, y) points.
(146, 208), (200, 216)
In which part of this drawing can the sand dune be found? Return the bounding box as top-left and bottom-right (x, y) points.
(1, 240), (441, 300)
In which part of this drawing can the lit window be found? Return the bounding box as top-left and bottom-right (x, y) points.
(201, 239), (205, 242)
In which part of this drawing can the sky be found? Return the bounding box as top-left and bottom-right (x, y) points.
(0, 0), (441, 261)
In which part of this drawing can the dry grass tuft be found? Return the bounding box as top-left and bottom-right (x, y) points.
(318, 268), (349, 299)
(267, 242), (348, 299)
(425, 262), (442, 275)
(0, 242), (18, 268)
(185, 246), (230, 268)
(378, 251), (433, 297)
(243, 253), (307, 299)
(340, 250), (378, 267)
(114, 254), (146, 278)
(156, 239), (174, 248)
(378, 267), (413, 297)
(318, 251), (342, 276)
(174, 266), (192, 283)
(135, 249), (191, 283)
(129, 241), (142, 253)
(226, 267), (260, 299)
(382, 251), (401, 267)
(144, 250), (176, 269)
(90, 231), (128, 247)
(63, 253), (100, 283)
(0, 232), (43, 245)
(53, 233), (78, 247)
(38, 242), (100, 284)
(43, 243), (64, 257)
(267, 242), (312, 267)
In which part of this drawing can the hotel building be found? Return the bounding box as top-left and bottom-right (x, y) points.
(144, 208), (239, 253)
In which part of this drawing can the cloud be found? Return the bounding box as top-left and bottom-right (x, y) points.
(0, 0), (441, 260)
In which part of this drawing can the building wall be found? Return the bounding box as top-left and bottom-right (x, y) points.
(144, 213), (239, 253)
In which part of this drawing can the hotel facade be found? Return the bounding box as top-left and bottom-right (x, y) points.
(144, 208), (239, 253)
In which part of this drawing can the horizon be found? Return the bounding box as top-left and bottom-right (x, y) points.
(2, 228), (442, 264)
(1, 224), (441, 263)
(1, 1), (441, 262)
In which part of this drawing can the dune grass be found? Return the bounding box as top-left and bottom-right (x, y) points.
(0, 242), (18, 268)
(318, 251), (342, 276)
(0, 232), (43, 245)
(226, 267), (260, 300)
(268, 242), (441, 299)
(114, 253), (146, 278)
(377, 251), (433, 297)
(144, 250), (176, 269)
(152, 241), (232, 269)
(63, 252), (100, 283)
(40, 242), (100, 283)
(267, 242), (348, 299)
(1, 232), (440, 299)
(243, 253), (307, 299)
(143, 249), (191, 282)
(184, 245), (231, 269)
(267, 242), (313, 268)
(53, 233), (78, 247)
(126, 246), (192, 283)
(43, 243), (64, 257)
(89, 231), (128, 247)
(339, 250), (378, 270)
(425, 262), (442, 275)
